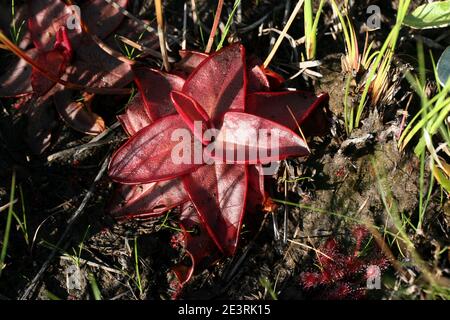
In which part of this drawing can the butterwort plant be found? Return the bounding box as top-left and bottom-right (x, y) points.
(108, 44), (329, 290)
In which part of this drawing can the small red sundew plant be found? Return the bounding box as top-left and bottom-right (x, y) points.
(108, 43), (329, 293)
(300, 227), (390, 300)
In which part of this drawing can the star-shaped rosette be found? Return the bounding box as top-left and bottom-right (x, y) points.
(108, 44), (329, 287)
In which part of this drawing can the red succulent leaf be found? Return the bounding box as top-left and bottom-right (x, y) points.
(182, 43), (246, 125)
(31, 50), (66, 95)
(109, 114), (202, 184)
(117, 93), (152, 136)
(53, 89), (105, 135)
(175, 51), (270, 94)
(175, 50), (209, 76)
(247, 58), (270, 93)
(31, 27), (72, 96)
(182, 164), (247, 256)
(28, 0), (82, 51)
(81, 0), (128, 39)
(247, 91), (329, 136)
(28, 0), (127, 51)
(170, 91), (212, 145)
(207, 111), (310, 164)
(134, 67), (185, 121)
(173, 202), (219, 287)
(66, 36), (132, 88)
(54, 26), (73, 60)
(64, 55), (132, 89)
(108, 179), (189, 219)
(247, 165), (266, 213)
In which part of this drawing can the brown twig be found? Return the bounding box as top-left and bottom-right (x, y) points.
(365, 222), (411, 281)
(116, 35), (176, 62)
(205, 0), (224, 53)
(155, 0), (170, 71)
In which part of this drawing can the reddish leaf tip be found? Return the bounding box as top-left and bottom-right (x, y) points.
(170, 90), (212, 145)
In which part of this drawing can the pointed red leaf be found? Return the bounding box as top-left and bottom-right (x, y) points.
(65, 36), (132, 88)
(31, 27), (72, 96)
(134, 67), (185, 121)
(28, 0), (82, 50)
(108, 179), (189, 219)
(207, 112), (309, 164)
(175, 50), (209, 75)
(175, 51), (270, 93)
(173, 202), (220, 287)
(117, 93), (152, 136)
(247, 165), (266, 213)
(31, 50), (66, 96)
(247, 58), (270, 93)
(170, 91), (212, 145)
(109, 114), (202, 184)
(182, 44), (246, 125)
(182, 164), (247, 256)
(54, 26), (73, 60)
(81, 0), (128, 39)
(247, 91), (329, 136)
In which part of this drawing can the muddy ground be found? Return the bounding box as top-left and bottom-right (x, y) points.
(0, 0), (449, 300)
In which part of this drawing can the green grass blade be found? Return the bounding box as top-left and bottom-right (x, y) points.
(0, 170), (16, 277)
(216, 0), (241, 51)
(88, 273), (102, 300)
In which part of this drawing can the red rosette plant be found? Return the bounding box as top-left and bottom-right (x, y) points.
(108, 44), (329, 293)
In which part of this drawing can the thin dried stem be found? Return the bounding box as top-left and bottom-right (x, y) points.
(263, 0), (304, 68)
(182, 1), (188, 50)
(116, 35), (175, 62)
(103, 0), (176, 42)
(365, 222), (411, 281)
(205, 0), (224, 53)
(155, 0), (170, 71)
(288, 239), (334, 261)
(190, 0), (199, 25)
